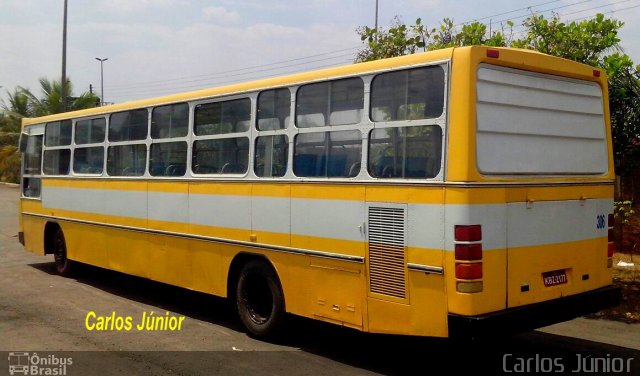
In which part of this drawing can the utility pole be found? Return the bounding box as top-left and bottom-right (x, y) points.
(61, 0), (68, 112)
(95, 58), (108, 106)
(374, 0), (379, 42)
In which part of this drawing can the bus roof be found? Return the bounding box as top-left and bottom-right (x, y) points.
(21, 46), (602, 127)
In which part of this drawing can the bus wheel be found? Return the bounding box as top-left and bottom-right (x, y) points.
(52, 228), (73, 276)
(236, 260), (284, 337)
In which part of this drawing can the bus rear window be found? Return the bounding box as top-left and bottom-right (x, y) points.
(476, 65), (608, 175)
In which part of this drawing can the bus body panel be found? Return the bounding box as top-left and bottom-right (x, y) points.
(21, 200), (46, 255)
(505, 197), (613, 307)
(444, 197), (508, 315)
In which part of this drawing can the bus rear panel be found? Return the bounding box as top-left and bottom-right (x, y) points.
(445, 48), (619, 337)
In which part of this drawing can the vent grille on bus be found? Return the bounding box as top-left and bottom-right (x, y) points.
(368, 206), (406, 299)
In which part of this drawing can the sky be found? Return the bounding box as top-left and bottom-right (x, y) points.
(1, 0), (639, 106)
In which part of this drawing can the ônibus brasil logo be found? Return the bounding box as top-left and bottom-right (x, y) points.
(8, 352), (72, 376)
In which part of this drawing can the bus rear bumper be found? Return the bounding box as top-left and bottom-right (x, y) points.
(447, 285), (621, 339)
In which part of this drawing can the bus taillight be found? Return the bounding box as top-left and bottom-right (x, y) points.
(607, 214), (615, 267)
(455, 225), (483, 293)
(454, 225), (482, 242)
(455, 263), (482, 279)
(455, 244), (482, 260)
(487, 49), (500, 58)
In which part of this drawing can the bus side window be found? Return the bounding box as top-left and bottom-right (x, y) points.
(194, 99), (250, 136)
(370, 65), (445, 122)
(294, 130), (361, 178)
(192, 138), (249, 175)
(296, 78), (364, 128)
(368, 125), (442, 179)
(257, 88), (290, 131)
(254, 135), (288, 177)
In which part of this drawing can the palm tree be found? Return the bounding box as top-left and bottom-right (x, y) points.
(1, 87), (31, 118)
(21, 78), (98, 116)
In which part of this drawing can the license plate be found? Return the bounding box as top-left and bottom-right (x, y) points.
(542, 269), (567, 287)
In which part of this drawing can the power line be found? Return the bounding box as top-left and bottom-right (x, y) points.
(105, 46), (360, 90)
(493, 0), (595, 25)
(108, 0), (637, 102)
(107, 0), (585, 95)
(557, 0), (636, 18)
(509, 0), (640, 37)
(106, 52), (357, 94)
(456, 0), (564, 26)
(109, 59), (355, 101)
(568, 1), (640, 21)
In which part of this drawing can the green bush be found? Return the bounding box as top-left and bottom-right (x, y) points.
(0, 145), (20, 183)
(0, 133), (19, 148)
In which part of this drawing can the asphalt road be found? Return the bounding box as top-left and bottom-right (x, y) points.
(0, 184), (638, 375)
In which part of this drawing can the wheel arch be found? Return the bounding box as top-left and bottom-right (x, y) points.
(43, 221), (62, 255)
(227, 252), (284, 307)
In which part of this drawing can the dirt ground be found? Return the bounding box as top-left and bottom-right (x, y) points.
(589, 252), (640, 323)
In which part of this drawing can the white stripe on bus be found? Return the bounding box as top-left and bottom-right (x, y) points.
(41, 186), (611, 251)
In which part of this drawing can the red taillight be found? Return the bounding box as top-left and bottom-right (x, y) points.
(454, 225), (482, 242)
(454, 225), (483, 292)
(608, 213), (615, 262)
(455, 244), (482, 260)
(487, 49), (500, 58)
(456, 263), (483, 279)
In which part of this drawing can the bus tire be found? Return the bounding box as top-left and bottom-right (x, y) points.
(236, 260), (284, 337)
(52, 228), (73, 276)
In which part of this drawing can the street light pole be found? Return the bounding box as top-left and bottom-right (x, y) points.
(375, 0), (379, 35)
(61, 0), (68, 112)
(95, 57), (108, 106)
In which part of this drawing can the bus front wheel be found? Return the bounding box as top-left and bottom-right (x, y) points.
(236, 260), (284, 337)
(53, 228), (73, 276)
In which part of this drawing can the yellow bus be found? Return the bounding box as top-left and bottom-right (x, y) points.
(18, 46), (620, 338)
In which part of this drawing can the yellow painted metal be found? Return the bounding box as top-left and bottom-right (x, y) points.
(506, 238), (612, 308)
(446, 249), (507, 315)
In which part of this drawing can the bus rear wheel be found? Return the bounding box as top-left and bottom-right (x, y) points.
(236, 260), (284, 337)
(52, 228), (73, 276)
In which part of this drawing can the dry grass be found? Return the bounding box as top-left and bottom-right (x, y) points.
(587, 252), (640, 323)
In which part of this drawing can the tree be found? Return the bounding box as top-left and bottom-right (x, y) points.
(2, 77), (98, 118)
(356, 16), (427, 62)
(0, 77), (98, 183)
(20, 78), (98, 116)
(2, 88), (30, 118)
(511, 13), (623, 67)
(604, 54), (640, 174)
(356, 17), (511, 62)
(355, 13), (639, 174)
(0, 115), (21, 134)
(0, 145), (20, 183)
